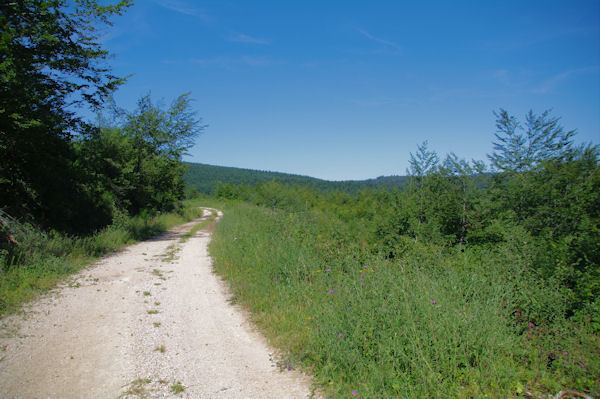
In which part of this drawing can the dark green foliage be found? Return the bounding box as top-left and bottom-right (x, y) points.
(75, 93), (204, 219)
(0, 0), (132, 230)
(183, 162), (408, 195)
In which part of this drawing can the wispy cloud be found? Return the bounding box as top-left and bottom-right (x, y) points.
(226, 33), (270, 45)
(153, 0), (207, 18)
(482, 26), (600, 52)
(533, 66), (600, 94)
(190, 55), (281, 69)
(354, 27), (401, 52)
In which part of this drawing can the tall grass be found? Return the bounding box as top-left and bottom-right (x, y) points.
(209, 202), (599, 398)
(0, 200), (205, 315)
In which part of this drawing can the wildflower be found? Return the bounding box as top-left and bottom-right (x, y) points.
(363, 265), (368, 269)
(430, 300), (436, 304)
(338, 333), (343, 338)
(362, 283), (365, 286)
(328, 290), (335, 294)
(325, 268), (330, 272)
(352, 390), (358, 396)
(347, 306), (352, 311)
(287, 366), (291, 371)
(359, 278), (363, 282)
(361, 273), (364, 277)
(356, 322), (359, 326)
(563, 351), (568, 355)
(529, 322), (534, 328)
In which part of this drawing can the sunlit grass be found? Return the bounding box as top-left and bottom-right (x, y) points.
(209, 202), (599, 398)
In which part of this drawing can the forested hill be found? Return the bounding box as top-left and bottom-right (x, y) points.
(182, 162), (408, 194)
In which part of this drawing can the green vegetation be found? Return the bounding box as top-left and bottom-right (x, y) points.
(180, 209), (217, 242)
(209, 110), (599, 397)
(183, 162), (408, 195)
(0, 201), (203, 315)
(0, 2), (205, 314)
(170, 381), (185, 394)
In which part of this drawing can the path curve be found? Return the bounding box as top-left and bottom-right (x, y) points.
(0, 208), (313, 398)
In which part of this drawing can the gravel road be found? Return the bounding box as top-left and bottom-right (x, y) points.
(0, 208), (313, 398)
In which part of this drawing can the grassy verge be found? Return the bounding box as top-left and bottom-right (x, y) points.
(0, 199), (206, 316)
(209, 202), (599, 398)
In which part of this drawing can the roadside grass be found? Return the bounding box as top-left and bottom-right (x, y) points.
(209, 202), (600, 398)
(0, 199), (207, 316)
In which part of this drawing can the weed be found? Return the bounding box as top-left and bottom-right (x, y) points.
(154, 301), (160, 306)
(142, 291), (150, 296)
(119, 377), (152, 398)
(151, 269), (166, 280)
(170, 381), (185, 394)
(154, 345), (166, 353)
(209, 202), (600, 398)
(147, 309), (159, 314)
(153, 322), (161, 327)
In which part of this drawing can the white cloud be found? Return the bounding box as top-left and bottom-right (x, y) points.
(153, 0), (207, 18)
(533, 66), (599, 94)
(226, 33), (270, 45)
(190, 56), (280, 69)
(354, 27), (401, 52)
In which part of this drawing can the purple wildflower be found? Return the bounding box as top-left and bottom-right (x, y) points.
(328, 290), (335, 294)
(430, 300), (436, 304)
(356, 322), (359, 326)
(287, 366), (291, 371)
(338, 333), (343, 338)
(352, 390), (358, 396)
(529, 322), (535, 328)
(325, 268), (330, 272)
(363, 265), (368, 269)
(563, 351), (568, 355)
(347, 306), (352, 311)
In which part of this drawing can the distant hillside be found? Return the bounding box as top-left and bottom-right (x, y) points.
(183, 162), (408, 194)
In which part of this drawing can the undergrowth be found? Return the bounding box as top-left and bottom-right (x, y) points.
(0, 200), (205, 315)
(209, 202), (599, 398)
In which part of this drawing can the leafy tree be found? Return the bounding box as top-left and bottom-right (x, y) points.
(0, 0), (132, 229)
(439, 154), (487, 246)
(406, 141), (439, 242)
(489, 109), (576, 173)
(121, 93), (204, 213)
(76, 93), (204, 217)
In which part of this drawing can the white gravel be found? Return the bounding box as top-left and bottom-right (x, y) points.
(0, 208), (314, 398)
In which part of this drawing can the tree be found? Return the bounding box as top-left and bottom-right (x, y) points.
(121, 93), (204, 213)
(76, 93), (205, 217)
(406, 141), (439, 242)
(488, 109), (576, 174)
(0, 0), (132, 229)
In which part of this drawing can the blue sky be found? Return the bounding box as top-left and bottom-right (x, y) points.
(100, 0), (600, 180)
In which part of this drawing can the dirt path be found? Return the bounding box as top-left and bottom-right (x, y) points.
(0, 209), (313, 398)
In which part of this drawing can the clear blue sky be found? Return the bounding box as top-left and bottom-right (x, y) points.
(100, 0), (600, 180)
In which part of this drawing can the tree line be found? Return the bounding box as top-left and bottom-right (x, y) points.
(0, 1), (202, 236)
